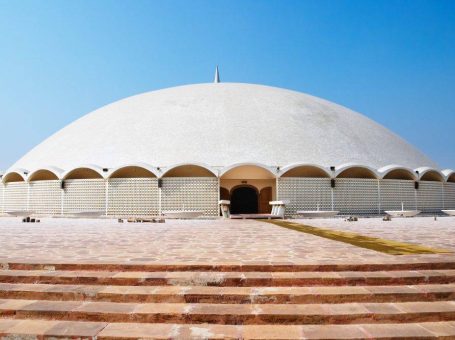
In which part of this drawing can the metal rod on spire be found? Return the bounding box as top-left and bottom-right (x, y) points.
(214, 66), (220, 83)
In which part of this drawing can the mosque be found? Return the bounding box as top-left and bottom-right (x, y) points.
(1, 69), (454, 217)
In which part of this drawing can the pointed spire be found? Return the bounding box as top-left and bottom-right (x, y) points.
(214, 66), (220, 83)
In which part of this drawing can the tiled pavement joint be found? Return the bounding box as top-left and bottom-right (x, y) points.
(1, 218), (455, 338)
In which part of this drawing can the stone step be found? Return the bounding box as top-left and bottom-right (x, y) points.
(1, 299), (455, 325)
(1, 283), (455, 304)
(1, 269), (455, 287)
(1, 319), (455, 339)
(0, 318), (454, 339)
(4, 260), (455, 272)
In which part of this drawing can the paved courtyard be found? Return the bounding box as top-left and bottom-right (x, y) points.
(298, 217), (455, 251)
(0, 216), (454, 265)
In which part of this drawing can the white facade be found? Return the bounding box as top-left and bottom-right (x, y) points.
(1, 82), (453, 217)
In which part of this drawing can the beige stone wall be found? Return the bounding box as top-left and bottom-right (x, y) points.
(277, 178), (331, 215)
(379, 180), (416, 212)
(161, 177), (219, 217)
(445, 183), (455, 209)
(0, 183), (3, 213)
(107, 178), (159, 217)
(29, 180), (61, 215)
(63, 179), (106, 215)
(417, 181), (444, 213)
(3, 182), (28, 212)
(0, 177), (454, 217)
(333, 179), (380, 215)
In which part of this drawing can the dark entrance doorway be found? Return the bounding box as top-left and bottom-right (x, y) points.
(230, 186), (258, 214)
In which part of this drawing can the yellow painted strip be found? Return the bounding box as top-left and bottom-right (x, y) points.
(265, 220), (451, 255)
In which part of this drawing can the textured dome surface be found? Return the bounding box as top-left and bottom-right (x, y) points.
(11, 83), (437, 171)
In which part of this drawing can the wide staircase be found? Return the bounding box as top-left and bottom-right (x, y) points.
(1, 261), (455, 339)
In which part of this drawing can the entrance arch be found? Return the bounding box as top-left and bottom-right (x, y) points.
(230, 185), (258, 214)
(220, 164), (277, 214)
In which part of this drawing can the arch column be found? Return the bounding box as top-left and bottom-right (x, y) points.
(62, 167), (106, 215)
(2, 171), (29, 213)
(0, 182), (4, 214)
(277, 165), (332, 216)
(334, 165), (379, 215)
(415, 169), (445, 213)
(379, 168), (418, 213)
(444, 181), (455, 209)
(161, 164), (219, 217)
(107, 165), (159, 217)
(28, 170), (62, 215)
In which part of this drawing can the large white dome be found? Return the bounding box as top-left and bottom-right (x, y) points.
(11, 82), (437, 171)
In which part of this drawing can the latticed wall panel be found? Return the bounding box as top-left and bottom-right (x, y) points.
(417, 181), (444, 213)
(0, 183), (4, 213)
(63, 179), (106, 215)
(444, 183), (455, 209)
(3, 182), (28, 212)
(107, 178), (159, 217)
(29, 181), (61, 215)
(161, 177), (219, 217)
(277, 178), (332, 216)
(334, 179), (379, 215)
(379, 180), (416, 212)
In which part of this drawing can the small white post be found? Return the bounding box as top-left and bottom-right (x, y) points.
(219, 200), (230, 218)
(269, 200), (289, 218)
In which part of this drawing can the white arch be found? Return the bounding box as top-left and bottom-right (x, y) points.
(278, 163), (331, 178)
(161, 162), (217, 178)
(2, 168), (29, 183)
(220, 162), (277, 179)
(27, 166), (64, 182)
(108, 162), (159, 179)
(377, 164), (417, 180)
(415, 167), (444, 182)
(335, 163), (379, 179)
(62, 164), (107, 180)
(442, 169), (455, 183)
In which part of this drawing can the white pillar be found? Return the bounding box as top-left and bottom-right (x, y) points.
(158, 184), (162, 216)
(442, 182), (445, 209)
(61, 183), (64, 216)
(105, 180), (109, 216)
(26, 182), (30, 211)
(275, 177), (279, 201)
(219, 200), (230, 218)
(377, 179), (381, 214)
(1, 183), (5, 214)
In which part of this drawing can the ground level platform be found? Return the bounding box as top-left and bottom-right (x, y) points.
(1, 217), (455, 339)
(0, 216), (454, 265)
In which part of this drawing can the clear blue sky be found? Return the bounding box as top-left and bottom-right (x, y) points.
(0, 0), (454, 171)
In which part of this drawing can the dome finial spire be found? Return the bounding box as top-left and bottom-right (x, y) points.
(214, 65), (220, 83)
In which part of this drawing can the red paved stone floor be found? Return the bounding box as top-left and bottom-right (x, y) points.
(0, 216), (454, 265)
